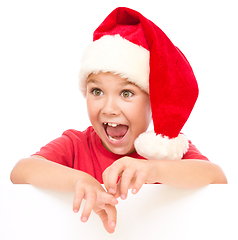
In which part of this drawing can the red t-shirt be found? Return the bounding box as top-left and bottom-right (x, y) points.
(33, 126), (209, 183)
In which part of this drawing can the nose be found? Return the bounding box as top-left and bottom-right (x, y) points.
(102, 96), (121, 116)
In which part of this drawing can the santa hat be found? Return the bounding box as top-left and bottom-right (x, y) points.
(79, 7), (198, 160)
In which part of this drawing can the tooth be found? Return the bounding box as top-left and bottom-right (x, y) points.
(108, 135), (117, 141)
(108, 123), (118, 127)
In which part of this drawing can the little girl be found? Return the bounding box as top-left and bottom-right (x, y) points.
(11, 7), (227, 234)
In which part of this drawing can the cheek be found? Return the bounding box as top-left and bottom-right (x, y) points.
(145, 102), (152, 124)
(86, 98), (97, 122)
(126, 99), (151, 127)
(138, 95), (151, 113)
(143, 95), (151, 116)
(137, 98), (151, 127)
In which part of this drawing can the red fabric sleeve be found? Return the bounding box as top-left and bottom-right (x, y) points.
(182, 141), (209, 161)
(33, 134), (75, 168)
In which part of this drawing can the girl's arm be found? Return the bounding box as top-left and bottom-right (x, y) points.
(103, 157), (227, 199)
(149, 159), (228, 188)
(10, 156), (118, 233)
(11, 156), (88, 191)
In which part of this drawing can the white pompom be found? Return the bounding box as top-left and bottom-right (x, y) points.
(134, 131), (189, 160)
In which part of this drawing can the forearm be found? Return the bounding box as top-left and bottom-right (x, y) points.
(150, 159), (227, 189)
(10, 156), (88, 192)
(11, 156), (118, 234)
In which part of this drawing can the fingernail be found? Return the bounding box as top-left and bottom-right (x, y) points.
(73, 209), (78, 213)
(112, 198), (118, 205)
(132, 189), (137, 194)
(81, 217), (88, 222)
(120, 194), (126, 200)
(111, 221), (116, 228)
(109, 188), (115, 194)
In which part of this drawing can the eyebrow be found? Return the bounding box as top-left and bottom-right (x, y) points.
(87, 79), (101, 84)
(87, 78), (137, 87)
(120, 81), (137, 87)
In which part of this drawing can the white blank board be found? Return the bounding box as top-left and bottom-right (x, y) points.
(0, 184), (236, 240)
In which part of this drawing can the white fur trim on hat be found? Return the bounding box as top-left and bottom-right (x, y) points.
(134, 131), (189, 160)
(79, 34), (150, 97)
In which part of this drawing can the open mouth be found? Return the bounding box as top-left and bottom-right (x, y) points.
(103, 122), (129, 142)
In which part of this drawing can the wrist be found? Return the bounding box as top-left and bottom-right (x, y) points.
(146, 160), (162, 183)
(71, 170), (92, 191)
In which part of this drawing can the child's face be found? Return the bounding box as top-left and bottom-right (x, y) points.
(86, 72), (151, 155)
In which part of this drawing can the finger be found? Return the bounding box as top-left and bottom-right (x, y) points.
(96, 204), (117, 234)
(73, 187), (85, 213)
(97, 192), (118, 207)
(114, 178), (122, 198)
(114, 174), (134, 198)
(80, 191), (97, 222)
(102, 169), (116, 195)
(105, 204), (117, 232)
(103, 166), (120, 195)
(131, 170), (147, 194)
(103, 163), (125, 195)
(119, 168), (137, 199)
(102, 168), (108, 191)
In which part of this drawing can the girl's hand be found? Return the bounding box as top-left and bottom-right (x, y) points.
(103, 157), (158, 200)
(73, 173), (118, 233)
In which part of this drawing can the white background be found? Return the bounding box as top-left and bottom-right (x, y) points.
(1, 0), (237, 184)
(1, 185), (237, 240)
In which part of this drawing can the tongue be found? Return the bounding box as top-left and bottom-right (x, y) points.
(106, 125), (128, 138)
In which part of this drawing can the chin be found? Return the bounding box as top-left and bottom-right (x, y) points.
(109, 146), (135, 156)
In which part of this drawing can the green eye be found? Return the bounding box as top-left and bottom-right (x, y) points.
(121, 90), (133, 98)
(92, 89), (103, 96)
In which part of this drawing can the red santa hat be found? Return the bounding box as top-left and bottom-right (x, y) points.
(79, 7), (198, 160)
